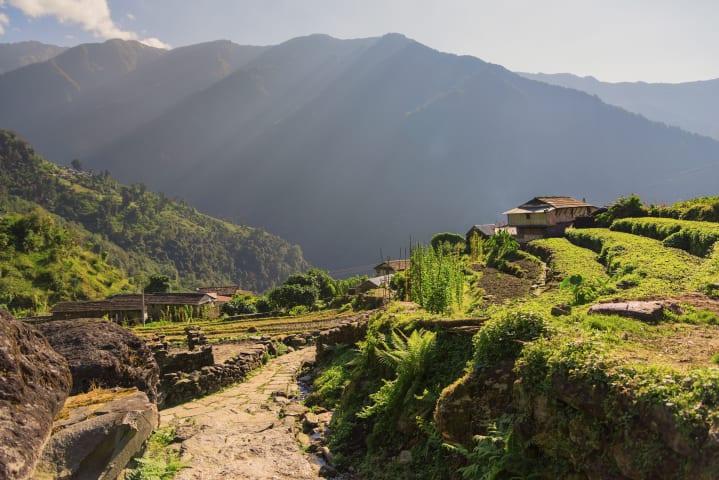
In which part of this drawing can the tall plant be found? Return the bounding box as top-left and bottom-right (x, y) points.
(410, 244), (463, 314)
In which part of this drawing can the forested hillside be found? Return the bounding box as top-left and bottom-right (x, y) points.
(0, 130), (309, 291)
(0, 204), (131, 314)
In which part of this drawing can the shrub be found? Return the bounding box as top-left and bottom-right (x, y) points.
(267, 283), (318, 310)
(559, 274), (605, 305)
(431, 232), (466, 252)
(254, 296), (272, 313)
(473, 311), (548, 369)
(612, 217), (719, 257)
(289, 305), (310, 316)
(221, 294), (257, 315)
(595, 194), (647, 226)
(485, 231), (519, 271)
(410, 245), (463, 313)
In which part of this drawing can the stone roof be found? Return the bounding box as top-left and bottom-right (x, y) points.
(374, 259), (410, 272)
(52, 293), (214, 313)
(504, 196), (596, 214)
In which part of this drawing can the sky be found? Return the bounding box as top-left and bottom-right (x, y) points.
(0, 0), (717, 83)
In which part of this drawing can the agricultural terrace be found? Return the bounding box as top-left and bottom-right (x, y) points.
(565, 228), (703, 298)
(611, 217), (719, 256)
(132, 309), (356, 344)
(527, 237), (608, 282)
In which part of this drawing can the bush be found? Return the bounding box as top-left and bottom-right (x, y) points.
(595, 194), (647, 226)
(431, 232), (465, 252)
(267, 283), (318, 310)
(254, 296), (272, 313)
(473, 311), (548, 369)
(221, 294), (257, 315)
(485, 230), (519, 270)
(144, 274), (171, 293)
(289, 305), (309, 316)
(409, 245), (463, 313)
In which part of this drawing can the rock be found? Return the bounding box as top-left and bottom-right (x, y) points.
(588, 301), (674, 323)
(297, 432), (312, 449)
(37, 318), (161, 402)
(0, 309), (72, 480)
(303, 412), (320, 432)
(397, 449), (413, 464)
(320, 446), (334, 464)
(319, 464), (338, 478)
(551, 304), (572, 316)
(34, 388), (158, 480)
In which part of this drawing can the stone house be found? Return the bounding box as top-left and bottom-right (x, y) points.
(374, 259), (409, 276)
(51, 292), (218, 324)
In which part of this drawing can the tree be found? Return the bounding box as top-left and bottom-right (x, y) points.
(430, 232), (465, 252)
(70, 159), (83, 171)
(596, 194), (647, 226)
(485, 231), (519, 270)
(144, 274), (171, 293)
(221, 295), (257, 315)
(267, 284), (318, 310)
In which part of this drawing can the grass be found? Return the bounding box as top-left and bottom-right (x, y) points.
(528, 237), (608, 283)
(611, 217), (719, 256)
(57, 387), (137, 421)
(565, 228), (702, 297)
(126, 427), (185, 480)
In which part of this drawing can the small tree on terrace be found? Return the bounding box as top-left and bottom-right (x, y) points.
(144, 274), (171, 293)
(485, 231), (518, 270)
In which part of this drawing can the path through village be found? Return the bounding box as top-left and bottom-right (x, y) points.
(161, 347), (322, 480)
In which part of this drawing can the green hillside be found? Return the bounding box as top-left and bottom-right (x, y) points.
(0, 130), (309, 291)
(0, 206), (131, 314)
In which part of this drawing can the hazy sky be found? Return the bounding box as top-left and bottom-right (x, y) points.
(0, 0), (717, 82)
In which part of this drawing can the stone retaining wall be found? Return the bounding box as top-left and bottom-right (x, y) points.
(316, 312), (372, 361)
(160, 342), (273, 407)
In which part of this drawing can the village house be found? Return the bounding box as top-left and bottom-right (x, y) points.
(352, 275), (394, 295)
(503, 196), (598, 243)
(51, 292), (218, 324)
(374, 259), (409, 276)
(196, 285), (254, 305)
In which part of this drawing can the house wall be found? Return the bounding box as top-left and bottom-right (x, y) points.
(507, 212), (550, 227)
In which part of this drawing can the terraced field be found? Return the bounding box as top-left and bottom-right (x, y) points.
(133, 309), (357, 344)
(527, 237), (608, 282)
(611, 217), (719, 256)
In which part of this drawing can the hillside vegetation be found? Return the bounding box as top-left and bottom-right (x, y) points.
(0, 207), (130, 314)
(309, 201), (719, 479)
(0, 130), (308, 291)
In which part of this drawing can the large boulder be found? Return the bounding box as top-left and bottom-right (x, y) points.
(588, 301), (676, 322)
(0, 309), (72, 480)
(34, 387), (158, 480)
(38, 318), (160, 402)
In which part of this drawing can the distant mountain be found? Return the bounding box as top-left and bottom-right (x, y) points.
(0, 41), (66, 74)
(520, 72), (719, 140)
(0, 130), (309, 291)
(1, 35), (718, 270)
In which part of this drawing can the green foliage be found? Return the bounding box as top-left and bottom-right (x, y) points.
(308, 347), (358, 409)
(389, 270), (408, 300)
(267, 283), (318, 311)
(334, 274), (367, 296)
(221, 294), (258, 315)
(289, 304), (310, 316)
(559, 274), (606, 305)
(0, 210), (130, 313)
(431, 232), (466, 252)
(126, 427), (185, 480)
(649, 196), (719, 222)
(0, 130), (309, 291)
(485, 231), (519, 271)
(410, 245), (464, 314)
(527, 237), (608, 283)
(595, 194), (648, 226)
(468, 231), (487, 264)
(144, 274), (171, 293)
(254, 296), (272, 313)
(358, 329), (438, 419)
(565, 228), (702, 297)
(473, 310), (548, 369)
(612, 217), (719, 257)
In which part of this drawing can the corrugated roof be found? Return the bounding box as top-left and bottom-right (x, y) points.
(467, 224), (497, 237)
(374, 259), (410, 272)
(197, 285), (253, 297)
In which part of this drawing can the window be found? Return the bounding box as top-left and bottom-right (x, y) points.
(525, 213), (531, 220)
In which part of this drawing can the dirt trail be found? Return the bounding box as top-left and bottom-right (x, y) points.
(161, 347), (320, 480)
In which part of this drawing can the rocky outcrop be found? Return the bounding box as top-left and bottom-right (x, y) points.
(34, 387), (158, 480)
(0, 309), (72, 480)
(37, 318), (160, 402)
(588, 300), (678, 322)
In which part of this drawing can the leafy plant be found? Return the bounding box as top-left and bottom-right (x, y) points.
(409, 245), (464, 313)
(559, 274), (604, 305)
(485, 231), (519, 271)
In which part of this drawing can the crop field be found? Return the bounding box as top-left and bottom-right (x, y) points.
(527, 237), (608, 282)
(565, 228), (703, 297)
(133, 309), (356, 344)
(611, 217), (719, 256)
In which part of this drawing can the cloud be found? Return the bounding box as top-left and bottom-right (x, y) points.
(126, 12), (134, 20)
(0, 12), (8, 35)
(7, 0), (169, 48)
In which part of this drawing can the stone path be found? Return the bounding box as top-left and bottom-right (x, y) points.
(161, 347), (321, 480)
